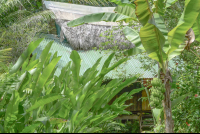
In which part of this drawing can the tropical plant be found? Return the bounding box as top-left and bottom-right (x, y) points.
(96, 120), (140, 133)
(67, 0), (200, 132)
(169, 43), (200, 133)
(0, 0), (54, 64)
(0, 38), (144, 133)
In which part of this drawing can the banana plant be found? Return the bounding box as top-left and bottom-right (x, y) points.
(67, 0), (200, 132)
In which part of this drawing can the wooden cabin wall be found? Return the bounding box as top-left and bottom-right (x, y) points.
(141, 78), (153, 111)
(106, 80), (143, 112)
(107, 78), (154, 113)
(141, 90), (151, 111)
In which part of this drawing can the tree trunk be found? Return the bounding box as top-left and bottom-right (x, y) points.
(163, 79), (174, 133)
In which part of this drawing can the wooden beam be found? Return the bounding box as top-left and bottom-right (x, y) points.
(114, 115), (139, 120)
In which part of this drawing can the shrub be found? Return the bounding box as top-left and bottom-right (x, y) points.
(0, 38), (144, 133)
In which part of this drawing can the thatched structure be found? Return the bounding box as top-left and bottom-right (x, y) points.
(43, 1), (135, 50)
(56, 19), (135, 50)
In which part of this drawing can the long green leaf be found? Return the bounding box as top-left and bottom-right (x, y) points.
(83, 127), (102, 133)
(29, 53), (37, 63)
(168, 43), (185, 61)
(58, 99), (70, 118)
(39, 41), (53, 64)
(16, 71), (32, 94)
(152, 108), (163, 124)
(35, 117), (49, 125)
(140, 23), (167, 64)
(122, 26), (145, 56)
(123, 47), (145, 56)
(152, 0), (165, 15)
(71, 110), (79, 132)
(123, 26), (143, 47)
(134, 0), (152, 26)
(0, 92), (7, 110)
(100, 58), (128, 75)
(44, 52), (52, 67)
(26, 94), (63, 112)
(67, 12), (131, 27)
(70, 51), (81, 84)
(114, 5), (137, 21)
(192, 14), (200, 42)
(29, 62), (43, 93)
(101, 53), (115, 70)
(153, 13), (169, 53)
(92, 79), (122, 111)
(34, 56), (61, 97)
(165, 0), (178, 8)
(108, 76), (138, 102)
(9, 38), (44, 74)
(81, 57), (102, 85)
(26, 59), (39, 71)
(58, 62), (71, 82)
(77, 114), (101, 133)
(110, 0), (132, 6)
(171, 94), (188, 108)
(20, 123), (41, 133)
(168, 0), (200, 55)
(92, 114), (118, 128)
(21, 57), (29, 74)
(4, 90), (21, 131)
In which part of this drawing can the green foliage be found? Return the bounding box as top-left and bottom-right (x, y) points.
(0, 39), (144, 133)
(170, 44), (200, 133)
(97, 120), (140, 133)
(67, 1), (200, 132)
(163, 0), (185, 31)
(0, 0), (54, 64)
(97, 20), (141, 79)
(67, 0), (200, 70)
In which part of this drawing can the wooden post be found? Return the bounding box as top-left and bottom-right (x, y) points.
(139, 112), (142, 133)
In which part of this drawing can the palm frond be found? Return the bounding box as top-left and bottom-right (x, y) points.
(10, 10), (55, 30)
(0, 48), (12, 76)
(0, 48), (12, 63)
(0, 0), (53, 64)
(0, 0), (35, 26)
(5, 0), (30, 7)
(1, 10), (32, 27)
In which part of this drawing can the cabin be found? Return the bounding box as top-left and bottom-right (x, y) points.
(36, 1), (176, 132)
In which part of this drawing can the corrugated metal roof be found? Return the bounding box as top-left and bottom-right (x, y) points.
(32, 35), (176, 79)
